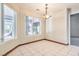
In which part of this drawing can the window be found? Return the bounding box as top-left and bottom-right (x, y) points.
(3, 5), (16, 41)
(26, 16), (40, 35)
(46, 17), (53, 33)
(0, 4), (16, 42)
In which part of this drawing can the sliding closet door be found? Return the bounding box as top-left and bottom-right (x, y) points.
(70, 13), (79, 46)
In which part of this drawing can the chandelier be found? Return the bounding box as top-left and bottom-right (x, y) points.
(36, 4), (51, 20)
(44, 4), (49, 19)
(43, 4), (51, 19)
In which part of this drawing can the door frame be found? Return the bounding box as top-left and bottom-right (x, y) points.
(67, 9), (79, 46)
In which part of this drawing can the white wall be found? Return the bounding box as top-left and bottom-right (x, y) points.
(1, 4), (79, 56)
(46, 9), (68, 44)
(46, 6), (79, 44)
(0, 4), (45, 55)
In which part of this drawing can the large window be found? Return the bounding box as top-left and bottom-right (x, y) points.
(26, 16), (40, 35)
(46, 17), (53, 33)
(3, 5), (16, 41)
(0, 4), (16, 42)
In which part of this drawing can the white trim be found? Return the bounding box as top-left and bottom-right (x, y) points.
(68, 10), (71, 45)
(71, 10), (79, 15)
(66, 8), (71, 45)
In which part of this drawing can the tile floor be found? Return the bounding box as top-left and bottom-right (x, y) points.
(7, 40), (79, 56)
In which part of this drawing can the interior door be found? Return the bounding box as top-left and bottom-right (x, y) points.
(70, 13), (79, 46)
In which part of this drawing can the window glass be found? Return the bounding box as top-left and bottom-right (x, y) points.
(3, 5), (16, 41)
(46, 17), (53, 33)
(26, 16), (40, 35)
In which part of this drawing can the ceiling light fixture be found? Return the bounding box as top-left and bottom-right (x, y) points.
(43, 4), (51, 20)
(36, 4), (51, 20)
(45, 4), (49, 19)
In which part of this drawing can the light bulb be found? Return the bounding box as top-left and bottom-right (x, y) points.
(45, 15), (49, 19)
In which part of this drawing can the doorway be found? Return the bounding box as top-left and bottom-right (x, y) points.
(70, 13), (79, 47)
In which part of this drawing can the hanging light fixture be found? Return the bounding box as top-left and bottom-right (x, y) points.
(36, 4), (51, 19)
(43, 4), (51, 19)
(45, 4), (49, 19)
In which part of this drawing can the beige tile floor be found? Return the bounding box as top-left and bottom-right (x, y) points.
(7, 40), (79, 56)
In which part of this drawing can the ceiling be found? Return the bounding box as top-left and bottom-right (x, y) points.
(14, 3), (79, 16)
